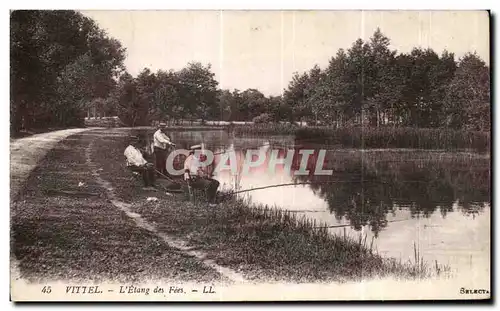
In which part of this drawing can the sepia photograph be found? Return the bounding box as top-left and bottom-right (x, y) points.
(9, 9), (491, 301)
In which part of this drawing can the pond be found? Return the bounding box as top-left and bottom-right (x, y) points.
(138, 129), (491, 275)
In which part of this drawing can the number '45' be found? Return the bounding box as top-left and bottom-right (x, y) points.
(42, 286), (52, 294)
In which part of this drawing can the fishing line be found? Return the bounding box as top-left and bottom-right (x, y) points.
(219, 179), (429, 198)
(286, 210), (327, 213)
(313, 217), (412, 229)
(221, 180), (367, 197)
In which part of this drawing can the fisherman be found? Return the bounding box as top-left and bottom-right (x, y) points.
(183, 144), (220, 206)
(153, 122), (176, 177)
(124, 136), (156, 190)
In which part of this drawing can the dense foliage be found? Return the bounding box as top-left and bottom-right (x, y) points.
(10, 10), (126, 134)
(11, 11), (490, 132)
(282, 29), (490, 131)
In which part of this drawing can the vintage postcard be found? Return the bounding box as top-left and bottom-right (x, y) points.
(10, 9), (491, 301)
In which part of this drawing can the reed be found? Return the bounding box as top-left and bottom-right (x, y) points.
(212, 198), (451, 281)
(233, 124), (490, 152)
(233, 123), (299, 136)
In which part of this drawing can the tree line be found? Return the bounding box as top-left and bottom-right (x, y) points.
(107, 64), (289, 126)
(108, 28), (491, 131)
(11, 11), (490, 134)
(283, 29), (490, 131)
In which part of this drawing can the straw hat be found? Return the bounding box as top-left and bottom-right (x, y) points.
(190, 144), (202, 150)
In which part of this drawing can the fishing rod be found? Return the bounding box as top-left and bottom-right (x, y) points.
(185, 143), (269, 157)
(151, 143), (187, 185)
(219, 179), (430, 198)
(313, 217), (411, 229)
(220, 180), (367, 197)
(154, 168), (177, 183)
(151, 177), (184, 193)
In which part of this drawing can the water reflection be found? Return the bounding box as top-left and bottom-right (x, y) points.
(287, 147), (490, 236)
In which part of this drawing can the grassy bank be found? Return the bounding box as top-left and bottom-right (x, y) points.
(94, 128), (448, 283)
(10, 126), (84, 139)
(233, 123), (298, 136)
(233, 124), (490, 152)
(125, 125), (228, 132)
(162, 125), (228, 131)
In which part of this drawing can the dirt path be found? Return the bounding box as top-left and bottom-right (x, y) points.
(10, 128), (98, 202)
(10, 128), (97, 292)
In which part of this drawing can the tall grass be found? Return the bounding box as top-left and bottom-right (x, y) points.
(210, 195), (451, 281)
(161, 125), (228, 131)
(296, 126), (490, 152)
(233, 123), (299, 136)
(233, 124), (490, 152)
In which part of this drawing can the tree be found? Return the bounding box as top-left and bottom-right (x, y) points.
(56, 53), (97, 126)
(135, 68), (158, 124)
(322, 49), (351, 126)
(10, 10), (126, 134)
(217, 89), (234, 121)
(226, 89), (248, 121)
(283, 72), (310, 123)
(427, 50), (457, 127)
(113, 72), (148, 126)
(304, 65), (324, 124)
(176, 62), (219, 122)
(253, 113), (273, 124)
(443, 53), (490, 131)
(365, 28), (399, 127)
(155, 70), (181, 123)
(345, 38), (373, 124)
(394, 52), (415, 125)
(395, 48), (455, 127)
(267, 95), (285, 122)
(239, 89), (268, 120)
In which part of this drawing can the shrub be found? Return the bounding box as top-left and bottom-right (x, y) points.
(252, 113), (273, 124)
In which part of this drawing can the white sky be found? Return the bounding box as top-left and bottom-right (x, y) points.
(82, 10), (490, 96)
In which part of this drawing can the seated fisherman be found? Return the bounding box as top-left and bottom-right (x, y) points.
(124, 137), (156, 190)
(183, 144), (220, 206)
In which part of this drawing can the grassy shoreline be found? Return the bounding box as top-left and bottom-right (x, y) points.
(155, 125), (228, 132)
(94, 128), (449, 283)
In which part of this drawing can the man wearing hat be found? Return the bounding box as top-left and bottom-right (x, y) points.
(153, 122), (176, 177)
(183, 144), (220, 206)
